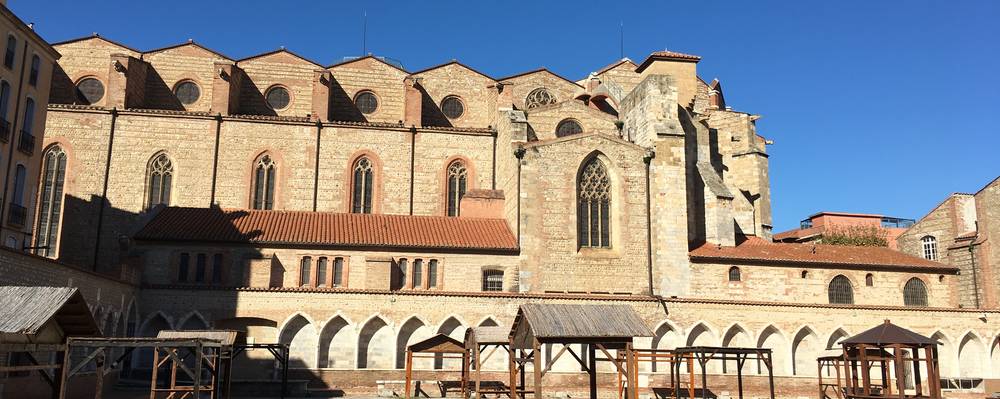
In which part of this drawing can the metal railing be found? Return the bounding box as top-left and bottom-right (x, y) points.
(17, 130), (34, 155)
(0, 119), (10, 142)
(7, 203), (26, 228)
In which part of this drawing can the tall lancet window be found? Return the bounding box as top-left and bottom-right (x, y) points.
(446, 160), (467, 216)
(352, 156), (374, 213)
(253, 155), (276, 210)
(147, 153), (173, 209)
(35, 146), (67, 257)
(577, 157), (611, 248)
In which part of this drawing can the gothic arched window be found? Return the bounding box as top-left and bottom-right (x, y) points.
(525, 88), (556, 109)
(556, 119), (583, 137)
(35, 146), (67, 257)
(828, 275), (854, 304)
(903, 278), (928, 307)
(446, 160), (467, 216)
(252, 155), (276, 210)
(352, 156), (374, 213)
(147, 153), (173, 209)
(577, 157), (611, 248)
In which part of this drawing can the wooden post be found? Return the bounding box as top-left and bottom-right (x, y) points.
(93, 348), (105, 399)
(57, 343), (72, 399)
(532, 339), (542, 399)
(765, 353), (775, 399)
(474, 344), (482, 399)
(859, 344), (870, 396)
(508, 340), (518, 399)
(892, 345), (905, 399)
(912, 346), (923, 397)
(405, 349), (413, 399)
(736, 356), (744, 399)
(194, 342), (204, 399)
(588, 344), (597, 399)
(461, 349), (469, 399)
(149, 347), (160, 399)
(688, 356), (695, 399)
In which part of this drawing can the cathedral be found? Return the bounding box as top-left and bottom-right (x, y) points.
(4, 29), (997, 396)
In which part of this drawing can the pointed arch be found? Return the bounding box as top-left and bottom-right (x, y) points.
(930, 331), (955, 377)
(792, 326), (820, 376)
(34, 144), (68, 257)
(990, 334), (1000, 379)
(442, 156), (475, 217)
(357, 315), (392, 369)
(346, 151), (382, 214)
(177, 311), (210, 330)
(279, 314), (318, 369)
(396, 316), (432, 369)
(577, 151), (612, 249)
(435, 316), (467, 369)
(251, 151), (278, 210)
(722, 324), (752, 374)
(826, 328), (851, 350)
(757, 325), (789, 375)
(145, 151), (174, 209)
(318, 315), (353, 369)
(686, 322), (718, 347)
(957, 331), (986, 378)
(136, 312), (172, 371)
(477, 316), (500, 327)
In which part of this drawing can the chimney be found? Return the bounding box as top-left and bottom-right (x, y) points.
(459, 189), (505, 219)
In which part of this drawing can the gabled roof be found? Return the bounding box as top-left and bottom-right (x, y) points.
(512, 304), (652, 343)
(51, 33), (141, 54)
(237, 48), (323, 68)
(408, 334), (466, 353)
(134, 207), (518, 253)
(411, 60), (495, 81)
(689, 239), (956, 272)
(467, 326), (510, 345)
(0, 286), (99, 337)
(496, 68), (584, 89)
(635, 50), (702, 73)
(326, 55), (408, 74)
(593, 58), (637, 76)
(157, 330), (240, 346)
(143, 40), (232, 61)
(842, 320), (938, 346)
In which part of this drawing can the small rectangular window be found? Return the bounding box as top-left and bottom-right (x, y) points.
(195, 254), (206, 283)
(333, 257), (344, 287)
(178, 253), (190, 282)
(4, 36), (15, 69)
(482, 269), (503, 292)
(428, 260), (438, 288)
(317, 257), (328, 287)
(300, 257), (312, 287)
(28, 56), (40, 87)
(412, 259), (423, 289)
(211, 254), (223, 284)
(395, 259), (407, 290)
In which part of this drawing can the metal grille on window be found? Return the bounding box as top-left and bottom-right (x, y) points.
(265, 86), (290, 110)
(352, 157), (374, 213)
(556, 119), (583, 137)
(441, 96), (464, 119)
(253, 155), (276, 210)
(728, 266), (741, 282)
(300, 257), (312, 287)
(174, 81), (200, 105)
(333, 258), (344, 287)
(525, 88), (556, 109)
(35, 146), (66, 257)
(482, 270), (503, 292)
(355, 91), (378, 114)
(76, 78), (105, 105)
(412, 259), (423, 288)
(577, 157), (611, 248)
(317, 257), (328, 287)
(828, 275), (854, 304)
(427, 260), (438, 288)
(147, 153), (173, 209)
(903, 278), (928, 307)
(921, 236), (937, 260)
(446, 160), (467, 216)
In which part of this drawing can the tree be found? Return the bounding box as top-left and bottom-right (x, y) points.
(822, 225), (889, 247)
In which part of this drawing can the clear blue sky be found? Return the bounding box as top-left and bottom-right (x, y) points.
(10, 0), (999, 232)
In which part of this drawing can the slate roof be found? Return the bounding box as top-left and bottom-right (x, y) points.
(689, 238), (955, 272)
(134, 207), (518, 252)
(0, 286), (99, 336)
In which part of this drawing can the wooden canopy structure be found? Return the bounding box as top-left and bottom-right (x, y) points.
(465, 325), (511, 397)
(404, 333), (470, 399)
(818, 320), (941, 399)
(0, 286), (99, 399)
(507, 304), (653, 399)
(671, 346), (775, 399)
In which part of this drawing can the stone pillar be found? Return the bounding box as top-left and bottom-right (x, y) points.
(403, 77), (422, 127)
(211, 62), (242, 115)
(106, 54), (147, 109)
(311, 69), (331, 121)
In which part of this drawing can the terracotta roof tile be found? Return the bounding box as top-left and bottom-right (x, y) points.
(635, 50), (702, 73)
(690, 240), (956, 272)
(134, 207), (518, 252)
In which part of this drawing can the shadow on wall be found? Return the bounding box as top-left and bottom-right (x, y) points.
(328, 77), (367, 123)
(237, 69), (278, 116)
(56, 194), (151, 277)
(418, 85), (451, 128)
(142, 68), (185, 111)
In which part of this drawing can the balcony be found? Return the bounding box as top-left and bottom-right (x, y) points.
(0, 119), (9, 142)
(17, 130), (34, 155)
(7, 203), (26, 228)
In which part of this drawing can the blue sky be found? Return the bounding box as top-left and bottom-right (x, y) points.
(11, 0), (999, 231)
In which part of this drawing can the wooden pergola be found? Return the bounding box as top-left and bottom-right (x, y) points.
(465, 325), (512, 398)
(507, 303), (653, 399)
(819, 320), (941, 399)
(615, 348), (695, 399)
(404, 333), (470, 399)
(670, 346), (775, 399)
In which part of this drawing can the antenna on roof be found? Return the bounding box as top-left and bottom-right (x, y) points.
(619, 21), (624, 60)
(362, 10), (368, 56)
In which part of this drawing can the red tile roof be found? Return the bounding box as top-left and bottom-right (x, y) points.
(635, 50), (702, 72)
(135, 207), (518, 253)
(689, 239), (956, 272)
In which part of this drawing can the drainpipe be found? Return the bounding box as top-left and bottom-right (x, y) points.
(208, 113), (222, 205)
(409, 126), (416, 215)
(0, 40), (30, 230)
(313, 120), (322, 211)
(514, 146), (525, 247)
(969, 239), (981, 309)
(491, 130), (497, 190)
(644, 150), (655, 296)
(92, 107), (118, 271)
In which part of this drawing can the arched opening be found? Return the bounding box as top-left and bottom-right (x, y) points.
(686, 323), (718, 374)
(215, 317), (279, 379)
(931, 332), (955, 377)
(395, 317), (431, 369)
(136, 313), (171, 376)
(434, 317), (465, 369)
(357, 316), (392, 369)
(318, 316), (353, 369)
(757, 326), (788, 375)
(957, 333), (986, 378)
(722, 324), (751, 373)
(792, 327), (820, 376)
(279, 314), (318, 369)
(651, 322), (681, 372)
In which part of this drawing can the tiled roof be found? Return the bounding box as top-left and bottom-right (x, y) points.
(690, 239), (956, 272)
(773, 226), (822, 241)
(635, 50), (702, 73)
(134, 207), (518, 252)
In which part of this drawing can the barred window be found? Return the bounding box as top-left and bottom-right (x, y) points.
(428, 260), (438, 288)
(173, 81), (200, 105)
(300, 257), (312, 287)
(146, 153), (173, 209)
(578, 157), (611, 248)
(195, 254), (206, 283)
(412, 259), (423, 288)
(333, 257), (344, 287)
(556, 119), (583, 137)
(253, 155), (276, 210)
(482, 269), (503, 292)
(29, 55), (40, 87)
(828, 275), (854, 304)
(865, 273), (874, 287)
(35, 146), (67, 257)
(903, 278), (928, 307)
(178, 253), (190, 282)
(728, 266), (741, 282)
(446, 160), (467, 216)
(921, 236), (938, 260)
(265, 86), (290, 110)
(525, 88), (556, 109)
(4, 35), (15, 69)
(351, 157), (374, 213)
(355, 91), (378, 114)
(76, 77), (105, 105)
(441, 96), (464, 119)
(317, 257), (328, 287)
(212, 254), (223, 284)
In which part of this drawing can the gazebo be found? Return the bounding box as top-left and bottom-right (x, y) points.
(465, 325), (511, 398)
(403, 333), (470, 399)
(507, 303), (653, 399)
(819, 320), (941, 399)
